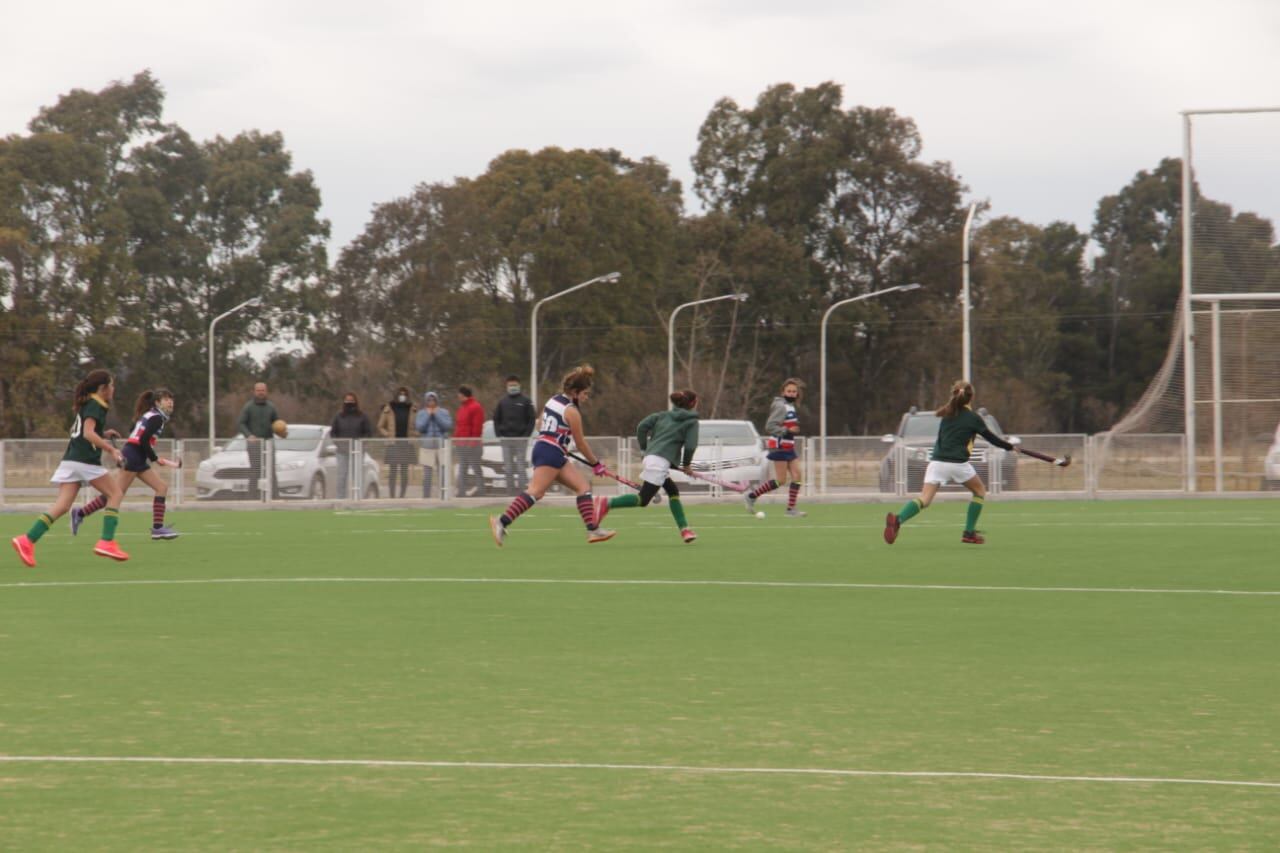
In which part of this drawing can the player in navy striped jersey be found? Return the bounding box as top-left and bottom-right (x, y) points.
(744, 378), (807, 517)
(73, 388), (181, 540)
(490, 365), (616, 547)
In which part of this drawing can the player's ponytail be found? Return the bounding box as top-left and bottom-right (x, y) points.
(670, 389), (698, 410)
(134, 388), (173, 420)
(935, 380), (974, 419)
(562, 364), (595, 395)
(73, 369), (113, 412)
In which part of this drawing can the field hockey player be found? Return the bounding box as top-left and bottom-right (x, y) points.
(744, 377), (807, 517)
(883, 380), (1015, 546)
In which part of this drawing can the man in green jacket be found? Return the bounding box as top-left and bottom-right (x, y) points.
(236, 382), (280, 499)
(594, 389), (700, 543)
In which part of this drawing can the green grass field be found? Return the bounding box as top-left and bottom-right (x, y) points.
(3, 498), (1278, 849)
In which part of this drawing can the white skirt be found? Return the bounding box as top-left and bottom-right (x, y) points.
(640, 454), (673, 487)
(923, 460), (978, 486)
(51, 460), (109, 484)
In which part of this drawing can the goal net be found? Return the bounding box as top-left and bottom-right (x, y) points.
(1095, 108), (1280, 491)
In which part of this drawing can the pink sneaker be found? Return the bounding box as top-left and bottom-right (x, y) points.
(12, 535), (36, 567)
(680, 528), (697, 544)
(93, 540), (130, 562)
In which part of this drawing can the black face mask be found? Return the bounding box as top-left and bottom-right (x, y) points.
(344, 402), (357, 413)
(783, 395), (798, 404)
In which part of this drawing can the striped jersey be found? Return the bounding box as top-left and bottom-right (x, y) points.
(538, 394), (574, 450)
(126, 407), (169, 461)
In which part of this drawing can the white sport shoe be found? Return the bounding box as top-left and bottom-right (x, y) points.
(785, 508), (807, 518)
(743, 493), (757, 514)
(586, 527), (617, 544)
(489, 516), (507, 548)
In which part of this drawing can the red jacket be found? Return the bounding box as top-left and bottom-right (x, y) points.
(455, 397), (485, 446)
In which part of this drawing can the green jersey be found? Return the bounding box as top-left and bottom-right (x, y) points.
(64, 395), (111, 465)
(636, 408), (700, 468)
(932, 407), (1011, 463)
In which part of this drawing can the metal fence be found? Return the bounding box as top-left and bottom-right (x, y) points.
(0, 431), (1269, 507)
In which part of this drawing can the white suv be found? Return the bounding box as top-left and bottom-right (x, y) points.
(1264, 423), (1280, 490)
(668, 419), (769, 489)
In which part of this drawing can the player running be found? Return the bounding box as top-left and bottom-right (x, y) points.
(72, 388), (181, 540)
(489, 365), (616, 546)
(743, 377), (807, 517)
(594, 389), (700, 544)
(883, 380), (1015, 545)
(11, 370), (129, 566)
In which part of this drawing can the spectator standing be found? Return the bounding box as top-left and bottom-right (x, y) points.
(331, 392), (372, 499)
(491, 374), (536, 494)
(236, 381), (279, 499)
(454, 385), (485, 497)
(415, 391), (453, 498)
(378, 386), (418, 498)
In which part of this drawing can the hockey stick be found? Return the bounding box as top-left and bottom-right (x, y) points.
(566, 451), (662, 503)
(1015, 446), (1072, 467)
(686, 468), (750, 493)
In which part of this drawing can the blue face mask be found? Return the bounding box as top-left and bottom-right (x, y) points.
(507, 385), (521, 396)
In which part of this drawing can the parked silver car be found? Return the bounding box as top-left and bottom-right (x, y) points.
(670, 419), (770, 489)
(195, 425), (382, 500)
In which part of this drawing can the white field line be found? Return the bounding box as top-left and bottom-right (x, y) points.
(2, 576), (1277, 596)
(0, 755), (1276, 790)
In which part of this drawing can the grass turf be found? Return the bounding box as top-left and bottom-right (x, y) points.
(2, 498), (1278, 849)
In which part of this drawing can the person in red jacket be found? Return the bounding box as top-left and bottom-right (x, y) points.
(454, 385), (486, 497)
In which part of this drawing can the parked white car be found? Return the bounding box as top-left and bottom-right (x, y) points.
(669, 419), (769, 489)
(1264, 423), (1280, 490)
(195, 425), (382, 500)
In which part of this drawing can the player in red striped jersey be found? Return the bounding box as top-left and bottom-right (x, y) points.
(489, 365), (616, 547)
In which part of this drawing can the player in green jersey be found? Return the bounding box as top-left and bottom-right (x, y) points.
(883, 380), (1015, 546)
(11, 370), (130, 566)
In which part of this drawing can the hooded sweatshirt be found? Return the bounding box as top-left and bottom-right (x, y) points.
(635, 408), (700, 468)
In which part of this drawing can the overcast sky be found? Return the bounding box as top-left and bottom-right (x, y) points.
(5, 0), (1280, 255)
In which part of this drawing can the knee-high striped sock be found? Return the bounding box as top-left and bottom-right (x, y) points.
(81, 494), (107, 517)
(27, 513), (54, 543)
(749, 479), (779, 499)
(500, 492), (536, 526)
(102, 507), (119, 542)
(152, 496), (166, 529)
(897, 498), (924, 524)
(668, 495), (688, 529)
(576, 493), (597, 530)
(965, 496), (985, 532)
(788, 482), (801, 510)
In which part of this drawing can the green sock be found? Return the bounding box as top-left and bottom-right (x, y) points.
(27, 513), (54, 543)
(965, 497), (985, 532)
(668, 496), (688, 529)
(897, 498), (923, 524)
(102, 508), (119, 542)
(609, 494), (640, 509)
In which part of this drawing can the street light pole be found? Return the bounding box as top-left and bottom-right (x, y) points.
(208, 297), (263, 446)
(530, 272), (621, 406)
(961, 202), (977, 383)
(819, 283), (922, 492)
(667, 293), (749, 405)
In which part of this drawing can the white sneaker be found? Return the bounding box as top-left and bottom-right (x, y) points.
(785, 508), (807, 518)
(743, 493), (757, 514)
(587, 527), (617, 544)
(489, 516), (507, 548)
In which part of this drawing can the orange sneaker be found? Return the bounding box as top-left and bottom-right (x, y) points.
(680, 528), (697, 544)
(93, 540), (130, 561)
(11, 535), (36, 567)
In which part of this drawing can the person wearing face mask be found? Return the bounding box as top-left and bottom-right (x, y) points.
(378, 386), (418, 499)
(744, 378), (808, 518)
(491, 374), (536, 494)
(454, 385), (486, 497)
(71, 387), (181, 542)
(415, 391), (453, 498)
(331, 392), (372, 500)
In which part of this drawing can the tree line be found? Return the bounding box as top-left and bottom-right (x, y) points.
(2, 72), (1277, 439)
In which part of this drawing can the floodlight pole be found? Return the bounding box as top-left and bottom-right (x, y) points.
(667, 293), (749, 406)
(1180, 113), (1196, 491)
(961, 202), (977, 383)
(208, 297), (262, 446)
(819, 283), (923, 493)
(530, 272), (621, 407)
